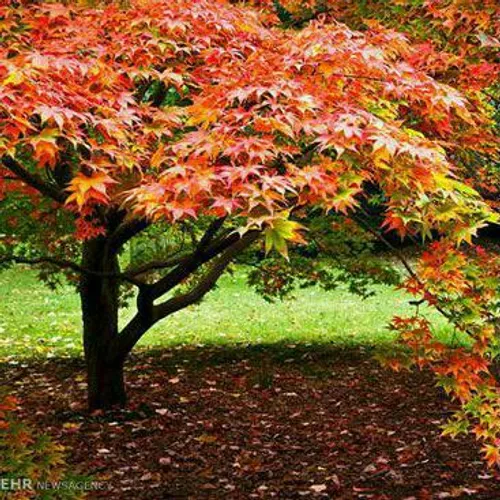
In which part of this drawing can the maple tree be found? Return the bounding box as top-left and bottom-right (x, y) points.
(0, 3), (498, 473)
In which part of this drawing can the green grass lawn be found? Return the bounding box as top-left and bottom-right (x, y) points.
(0, 267), (457, 360)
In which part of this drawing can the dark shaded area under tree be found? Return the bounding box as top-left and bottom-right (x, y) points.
(3, 345), (500, 498)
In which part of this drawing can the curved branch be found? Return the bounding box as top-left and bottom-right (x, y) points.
(109, 230), (261, 363)
(198, 217), (227, 250)
(1, 156), (66, 203)
(149, 229), (245, 300)
(0, 255), (143, 287)
(125, 254), (190, 277)
(120, 218), (228, 278)
(106, 217), (150, 256)
(350, 212), (455, 324)
(153, 230), (260, 320)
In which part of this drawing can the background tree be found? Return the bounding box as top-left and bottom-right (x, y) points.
(0, 0), (496, 418)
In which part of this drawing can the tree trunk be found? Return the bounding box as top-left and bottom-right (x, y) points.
(86, 356), (126, 410)
(80, 238), (126, 411)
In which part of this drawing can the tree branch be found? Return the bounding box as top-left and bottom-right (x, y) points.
(351, 213), (419, 280)
(197, 217), (227, 250)
(106, 217), (150, 256)
(149, 228), (245, 300)
(119, 218), (228, 279)
(154, 230), (260, 320)
(125, 254), (190, 277)
(110, 230), (260, 362)
(0, 255), (144, 287)
(1, 156), (66, 203)
(0, 219), (232, 288)
(350, 212), (454, 323)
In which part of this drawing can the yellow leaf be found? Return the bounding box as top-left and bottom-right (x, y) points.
(2, 70), (24, 86)
(482, 444), (500, 467)
(151, 143), (166, 168)
(186, 101), (219, 128)
(264, 214), (306, 259)
(195, 434), (218, 444)
(372, 146), (392, 169)
(66, 171), (116, 207)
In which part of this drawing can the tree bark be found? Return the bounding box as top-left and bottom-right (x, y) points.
(79, 228), (260, 410)
(81, 238), (126, 410)
(86, 357), (126, 410)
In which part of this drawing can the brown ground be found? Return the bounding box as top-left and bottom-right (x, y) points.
(3, 345), (500, 499)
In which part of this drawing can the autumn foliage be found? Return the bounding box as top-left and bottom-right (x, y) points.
(0, 0), (499, 466)
(0, 0), (495, 232)
(0, 394), (87, 498)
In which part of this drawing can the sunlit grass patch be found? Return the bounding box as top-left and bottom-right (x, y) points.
(0, 268), (452, 360)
